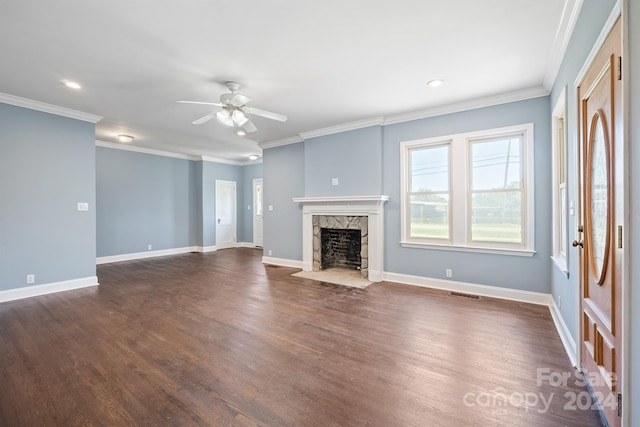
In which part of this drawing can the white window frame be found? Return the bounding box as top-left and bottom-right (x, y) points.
(400, 123), (535, 257)
(551, 88), (569, 276)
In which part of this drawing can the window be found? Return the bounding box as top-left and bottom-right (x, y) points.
(401, 123), (534, 256)
(551, 90), (569, 274)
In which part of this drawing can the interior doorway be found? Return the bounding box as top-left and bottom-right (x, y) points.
(215, 180), (236, 249)
(253, 179), (263, 247)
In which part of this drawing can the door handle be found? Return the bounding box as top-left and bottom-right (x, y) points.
(572, 240), (583, 248)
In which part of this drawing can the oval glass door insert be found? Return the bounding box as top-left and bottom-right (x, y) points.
(589, 112), (609, 283)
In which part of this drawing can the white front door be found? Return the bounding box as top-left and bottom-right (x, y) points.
(215, 180), (236, 249)
(253, 179), (263, 247)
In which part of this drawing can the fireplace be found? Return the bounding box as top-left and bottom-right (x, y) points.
(293, 196), (388, 282)
(313, 215), (368, 278)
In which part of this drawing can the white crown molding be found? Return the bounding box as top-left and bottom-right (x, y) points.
(96, 140), (199, 160)
(299, 117), (384, 140)
(258, 136), (304, 149)
(0, 276), (98, 303)
(542, 0), (584, 90)
(200, 155), (245, 166)
(0, 92), (103, 123)
(383, 86), (549, 125)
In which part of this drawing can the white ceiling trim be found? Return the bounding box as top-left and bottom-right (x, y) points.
(200, 155), (246, 166)
(299, 117), (384, 140)
(258, 136), (305, 150)
(542, 0), (585, 90)
(96, 140), (199, 160)
(383, 86), (549, 125)
(0, 92), (103, 123)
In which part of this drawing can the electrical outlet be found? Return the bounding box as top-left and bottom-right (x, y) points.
(147, 244), (152, 250)
(331, 178), (339, 186)
(445, 269), (452, 278)
(268, 250), (273, 256)
(26, 274), (35, 284)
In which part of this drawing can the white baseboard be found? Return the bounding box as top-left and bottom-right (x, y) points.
(237, 242), (256, 248)
(382, 271), (552, 306)
(0, 276), (99, 304)
(549, 297), (578, 367)
(195, 245), (217, 253)
(97, 246), (201, 264)
(262, 256), (303, 269)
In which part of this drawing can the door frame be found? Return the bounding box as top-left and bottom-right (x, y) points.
(253, 178), (263, 247)
(573, 5), (628, 423)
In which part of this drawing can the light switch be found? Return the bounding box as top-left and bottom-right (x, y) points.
(77, 202), (89, 211)
(268, 205), (274, 212)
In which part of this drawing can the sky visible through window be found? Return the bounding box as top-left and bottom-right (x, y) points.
(410, 136), (521, 191)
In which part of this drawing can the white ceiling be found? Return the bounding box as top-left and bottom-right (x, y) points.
(0, 0), (577, 162)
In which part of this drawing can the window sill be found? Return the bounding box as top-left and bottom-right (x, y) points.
(399, 241), (536, 257)
(551, 255), (569, 278)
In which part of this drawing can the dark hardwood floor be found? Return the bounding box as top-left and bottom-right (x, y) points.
(0, 248), (602, 426)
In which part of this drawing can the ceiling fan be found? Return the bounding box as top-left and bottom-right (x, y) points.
(177, 81), (287, 133)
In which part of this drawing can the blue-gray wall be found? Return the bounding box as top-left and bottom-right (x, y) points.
(263, 143), (304, 260)
(0, 103), (96, 291)
(383, 97), (551, 292)
(96, 147), (197, 256)
(96, 150), (260, 255)
(305, 126), (383, 196)
(548, 0), (618, 347)
(263, 96), (551, 293)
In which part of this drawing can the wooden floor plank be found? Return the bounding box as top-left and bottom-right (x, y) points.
(0, 248), (602, 426)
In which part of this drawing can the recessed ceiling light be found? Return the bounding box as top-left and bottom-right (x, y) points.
(61, 79), (82, 90)
(117, 134), (134, 143)
(427, 79), (444, 88)
(248, 155), (259, 161)
(236, 129), (246, 136)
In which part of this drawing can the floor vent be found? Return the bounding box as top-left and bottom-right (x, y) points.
(449, 292), (481, 299)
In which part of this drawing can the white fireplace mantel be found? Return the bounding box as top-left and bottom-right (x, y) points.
(293, 195), (389, 282)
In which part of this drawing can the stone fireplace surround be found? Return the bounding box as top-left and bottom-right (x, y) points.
(292, 196), (389, 282)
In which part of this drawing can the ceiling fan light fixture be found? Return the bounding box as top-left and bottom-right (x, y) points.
(117, 134), (134, 143)
(236, 129), (246, 136)
(232, 109), (248, 126)
(216, 109), (234, 127)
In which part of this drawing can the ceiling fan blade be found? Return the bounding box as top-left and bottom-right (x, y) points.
(245, 106), (288, 122)
(177, 101), (223, 106)
(243, 119), (258, 133)
(192, 111), (218, 125)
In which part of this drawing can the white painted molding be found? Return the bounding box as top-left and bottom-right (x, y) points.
(542, 0), (585, 90)
(549, 297), (578, 367)
(383, 86), (548, 126)
(299, 117), (384, 140)
(96, 140), (199, 160)
(0, 276), (99, 304)
(236, 242), (256, 248)
(196, 246), (218, 253)
(574, 0), (621, 87)
(97, 246), (200, 264)
(293, 195), (390, 204)
(0, 92), (103, 123)
(262, 256), (304, 269)
(258, 136), (304, 149)
(201, 155), (245, 166)
(382, 271), (551, 306)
